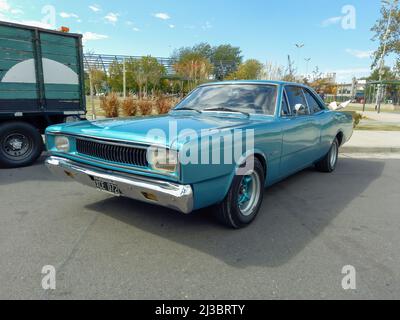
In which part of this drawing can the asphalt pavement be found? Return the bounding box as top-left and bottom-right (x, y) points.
(0, 154), (399, 299)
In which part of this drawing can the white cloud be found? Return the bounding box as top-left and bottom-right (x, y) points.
(0, 0), (10, 12)
(169, 24), (175, 29)
(104, 12), (119, 24)
(321, 16), (342, 27)
(82, 31), (109, 43)
(153, 12), (170, 20)
(89, 5), (101, 13)
(133, 27), (140, 32)
(346, 49), (373, 59)
(201, 21), (212, 30)
(19, 20), (53, 29)
(0, 7), (54, 29)
(11, 8), (23, 15)
(60, 12), (79, 19)
(0, 1), (23, 16)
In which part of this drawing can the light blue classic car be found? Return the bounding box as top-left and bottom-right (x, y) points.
(45, 81), (353, 228)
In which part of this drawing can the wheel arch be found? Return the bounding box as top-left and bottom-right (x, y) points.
(234, 150), (268, 181)
(336, 131), (344, 146)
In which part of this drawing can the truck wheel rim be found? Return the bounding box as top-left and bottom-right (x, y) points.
(238, 171), (261, 216)
(2, 133), (32, 160)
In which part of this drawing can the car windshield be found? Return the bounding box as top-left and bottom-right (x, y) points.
(174, 84), (277, 115)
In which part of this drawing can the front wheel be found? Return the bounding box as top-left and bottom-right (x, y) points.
(215, 158), (265, 229)
(0, 122), (43, 168)
(315, 138), (339, 173)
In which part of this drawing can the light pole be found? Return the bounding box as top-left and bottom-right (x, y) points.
(305, 58), (311, 79)
(295, 43), (304, 77)
(123, 58), (126, 98)
(376, 0), (398, 113)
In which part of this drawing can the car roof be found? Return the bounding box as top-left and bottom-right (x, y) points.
(200, 80), (310, 88)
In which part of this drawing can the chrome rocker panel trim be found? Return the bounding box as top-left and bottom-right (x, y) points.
(45, 156), (193, 214)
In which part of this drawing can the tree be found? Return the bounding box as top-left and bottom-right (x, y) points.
(141, 56), (166, 93)
(128, 56), (166, 98)
(367, 65), (399, 104)
(308, 67), (337, 95)
(371, 1), (400, 68)
(193, 43), (213, 60)
(90, 67), (106, 93)
(173, 52), (213, 90)
(368, 65), (397, 81)
(108, 60), (123, 92)
(84, 66), (106, 95)
(212, 44), (243, 80)
(282, 55), (297, 82)
(226, 59), (263, 80)
(172, 43), (243, 80)
(260, 61), (285, 81)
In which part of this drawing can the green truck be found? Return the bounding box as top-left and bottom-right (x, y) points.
(0, 21), (86, 168)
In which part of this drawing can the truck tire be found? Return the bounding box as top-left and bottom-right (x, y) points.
(214, 158), (265, 229)
(0, 122), (43, 168)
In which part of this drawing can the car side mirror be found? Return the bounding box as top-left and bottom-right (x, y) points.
(294, 104), (307, 115)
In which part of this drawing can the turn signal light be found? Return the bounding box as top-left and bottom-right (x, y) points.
(142, 192), (158, 202)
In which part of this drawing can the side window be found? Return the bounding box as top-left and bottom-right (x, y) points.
(285, 86), (309, 115)
(304, 90), (323, 114)
(281, 90), (290, 116)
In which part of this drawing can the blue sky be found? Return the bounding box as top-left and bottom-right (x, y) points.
(0, 0), (388, 82)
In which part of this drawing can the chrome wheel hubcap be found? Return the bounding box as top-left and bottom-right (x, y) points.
(238, 171), (261, 216)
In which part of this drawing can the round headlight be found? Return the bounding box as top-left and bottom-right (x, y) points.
(147, 147), (178, 174)
(55, 136), (70, 152)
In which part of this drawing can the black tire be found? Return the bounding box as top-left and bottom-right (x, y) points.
(315, 138), (339, 173)
(0, 122), (43, 168)
(215, 158), (265, 229)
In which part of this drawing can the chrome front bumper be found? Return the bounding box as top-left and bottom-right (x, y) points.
(45, 156), (193, 214)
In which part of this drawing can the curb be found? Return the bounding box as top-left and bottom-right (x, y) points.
(340, 146), (400, 154)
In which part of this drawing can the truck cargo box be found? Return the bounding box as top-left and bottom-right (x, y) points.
(0, 21), (85, 117)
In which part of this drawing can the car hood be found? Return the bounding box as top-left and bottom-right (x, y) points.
(48, 113), (271, 149)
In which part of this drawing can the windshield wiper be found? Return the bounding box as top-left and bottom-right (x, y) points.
(172, 107), (201, 113)
(203, 107), (250, 117)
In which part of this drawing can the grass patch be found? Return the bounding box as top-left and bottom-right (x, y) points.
(346, 104), (400, 114)
(355, 124), (400, 131)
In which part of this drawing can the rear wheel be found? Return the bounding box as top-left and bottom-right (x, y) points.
(215, 158), (265, 229)
(315, 138), (339, 173)
(0, 122), (43, 168)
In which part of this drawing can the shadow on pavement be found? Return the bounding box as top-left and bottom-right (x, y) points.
(86, 158), (382, 267)
(0, 154), (59, 185)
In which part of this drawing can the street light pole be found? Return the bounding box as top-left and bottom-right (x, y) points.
(295, 43), (304, 77)
(376, 0), (398, 113)
(123, 58), (126, 99)
(305, 58), (311, 79)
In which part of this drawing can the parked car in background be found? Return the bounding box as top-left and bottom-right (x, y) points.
(0, 21), (85, 168)
(45, 81), (353, 228)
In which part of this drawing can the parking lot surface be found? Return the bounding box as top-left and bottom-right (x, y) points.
(0, 155), (399, 299)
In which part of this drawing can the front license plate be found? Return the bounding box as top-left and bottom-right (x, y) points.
(93, 177), (121, 196)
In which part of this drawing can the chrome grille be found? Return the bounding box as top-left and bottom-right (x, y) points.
(76, 139), (148, 167)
